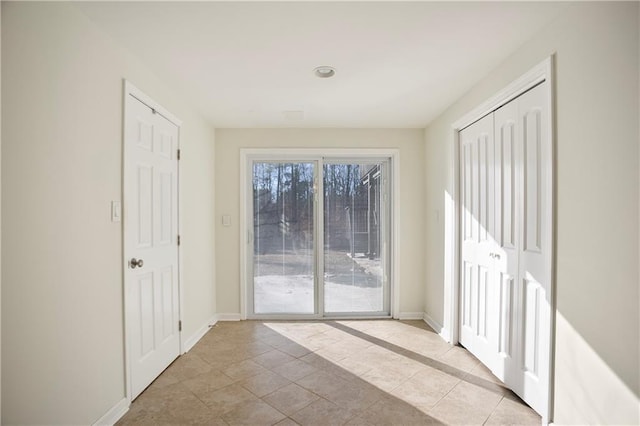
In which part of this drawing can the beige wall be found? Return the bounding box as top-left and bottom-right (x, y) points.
(424, 2), (639, 423)
(215, 129), (425, 317)
(1, 3), (216, 424)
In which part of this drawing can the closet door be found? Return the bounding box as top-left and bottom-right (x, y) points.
(493, 81), (551, 418)
(459, 113), (499, 373)
(460, 81), (551, 419)
(493, 100), (521, 385)
(515, 82), (551, 417)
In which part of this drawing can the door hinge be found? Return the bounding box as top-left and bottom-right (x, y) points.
(177, 235), (181, 246)
(177, 149), (181, 160)
(178, 320), (182, 332)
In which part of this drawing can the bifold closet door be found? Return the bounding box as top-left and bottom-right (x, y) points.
(493, 99), (521, 386)
(459, 113), (500, 373)
(513, 82), (551, 416)
(460, 81), (551, 418)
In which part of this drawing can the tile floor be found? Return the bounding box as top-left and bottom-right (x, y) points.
(117, 320), (540, 425)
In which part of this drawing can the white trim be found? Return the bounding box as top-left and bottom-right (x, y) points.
(239, 153), (248, 320)
(397, 312), (423, 320)
(324, 315), (391, 320)
(422, 312), (444, 333)
(445, 56), (555, 423)
(176, 113), (184, 364)
(443, 141), (458, 345)
(239, 148), (400, 319)
(240, 148), (397, 158)
(217, 313), (242, 321)
(124, 81), (182, 127)
(122, 79), (182, 402)
(390, 152), (401, 320)
(122, 80), (133, 402)
(451, 59), (550, 131)
(182, 315), (218, 353)
(317, 157), (325, 317)
(92, 398), (129, 426)
(544, 56), (557, 425)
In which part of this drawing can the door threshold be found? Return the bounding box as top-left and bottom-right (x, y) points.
(245, 315), (392, 321)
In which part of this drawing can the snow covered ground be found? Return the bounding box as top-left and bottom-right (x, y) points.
(348, 254), (383, 278)
(254, 275), (383, 314)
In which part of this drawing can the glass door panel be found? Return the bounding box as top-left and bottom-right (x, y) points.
(252, 162), (315, 314)
(323, 161), (388, 314)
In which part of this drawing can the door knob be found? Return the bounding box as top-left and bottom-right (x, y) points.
(130, 258), (144, 269)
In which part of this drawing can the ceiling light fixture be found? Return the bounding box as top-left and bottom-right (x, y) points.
(313, 66), (336, 78)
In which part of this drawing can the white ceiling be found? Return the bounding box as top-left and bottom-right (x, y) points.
(75, 1), (568, 128)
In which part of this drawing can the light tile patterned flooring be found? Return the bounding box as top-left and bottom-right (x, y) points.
(118, 320), (540, 425)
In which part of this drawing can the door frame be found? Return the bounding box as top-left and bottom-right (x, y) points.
(443, 56), (556, 422)
(239, 148), (400, 320)
(122, 80), (183, 402)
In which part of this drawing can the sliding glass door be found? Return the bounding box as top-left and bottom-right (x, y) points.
(252, 162), (316, 314)
(323, 161), (388, 314)
(248, 155), (391, 318)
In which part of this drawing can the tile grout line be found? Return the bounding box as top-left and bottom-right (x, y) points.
(482, 396), (505, 425)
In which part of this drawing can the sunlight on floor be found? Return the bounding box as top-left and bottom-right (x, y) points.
(261, 320), (537, 424)
(118, 320), (540, 425)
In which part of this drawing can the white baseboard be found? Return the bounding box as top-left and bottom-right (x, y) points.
(423, 312), (450, 341)
(183, 314), (218, 353)
(93, 397), (129, 426)
(217, 313), (241, 321)
(398, 312), (424, 320)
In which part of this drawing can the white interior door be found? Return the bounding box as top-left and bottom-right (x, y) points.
(514, 82), (551, 417)
(493, 98), (521, 386)
(460, 81), (551, 419)
(493, 83), (551, 416)
(124, 89), (181, 399)
(459, 113), (500, 373)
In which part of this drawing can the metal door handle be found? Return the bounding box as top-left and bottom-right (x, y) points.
(130, 258), (144, 269)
